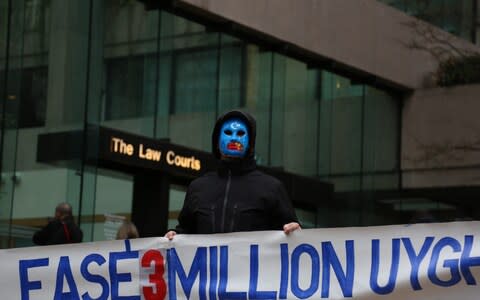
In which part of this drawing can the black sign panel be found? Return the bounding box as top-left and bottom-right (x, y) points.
(37, 126), (217, 178)
(97, 127), (215, 177)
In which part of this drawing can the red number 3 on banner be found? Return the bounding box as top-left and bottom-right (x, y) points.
(141, 250), (167, 300)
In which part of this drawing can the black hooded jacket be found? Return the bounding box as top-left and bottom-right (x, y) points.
(175, 110), (298, 234)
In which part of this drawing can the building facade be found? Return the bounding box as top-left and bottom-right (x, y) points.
(0, 0), (479, 248)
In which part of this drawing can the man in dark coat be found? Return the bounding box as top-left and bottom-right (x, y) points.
(166, 110), (300, 239)
(33, 202), (83, 245)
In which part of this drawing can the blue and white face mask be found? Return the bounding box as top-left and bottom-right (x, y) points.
(218, 118), (249, 158)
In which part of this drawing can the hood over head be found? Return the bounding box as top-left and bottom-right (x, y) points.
(212, 110), (256, 160)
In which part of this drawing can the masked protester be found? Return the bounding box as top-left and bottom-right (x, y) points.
(165, 110), (300, 239)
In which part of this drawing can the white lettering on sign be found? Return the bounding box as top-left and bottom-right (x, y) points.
(166, 150), (201, 171)
(109, 136), (202, 172)
(139, 144), (162, 161)
(111, 137), (134, 156)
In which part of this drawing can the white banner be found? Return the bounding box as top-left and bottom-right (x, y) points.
(1, 221), (479, 299)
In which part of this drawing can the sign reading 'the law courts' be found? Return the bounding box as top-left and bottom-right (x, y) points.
(98, 127), (214, 177)
(109, 136), (200, 171)
(37, 126), (215, 177)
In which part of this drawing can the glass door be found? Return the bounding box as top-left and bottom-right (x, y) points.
(89, 168), (134, 242)
(168, 184), (187, 230)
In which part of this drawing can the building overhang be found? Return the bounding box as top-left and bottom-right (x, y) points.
(37, 126), (333, 208)
(139, 0), (480, 93)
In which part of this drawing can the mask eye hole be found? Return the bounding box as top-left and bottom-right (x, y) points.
(237, 130), (245, 137)
(224, 129), (233, 135)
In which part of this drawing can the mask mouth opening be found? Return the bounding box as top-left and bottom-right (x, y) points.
(227, 142), (244, 151)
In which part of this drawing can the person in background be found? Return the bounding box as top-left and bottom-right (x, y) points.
(165, 110), (301, 239)
(116, 220), (139, 239)
(33, 202), (83, 245)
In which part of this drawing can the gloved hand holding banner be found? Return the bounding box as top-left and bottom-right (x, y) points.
(1, 221), (479, 299)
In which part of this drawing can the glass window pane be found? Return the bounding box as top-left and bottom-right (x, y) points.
(319, 72), (364, 177)
(102, 0), (159, 136)
(163, 15), (219, 152)
(168, 184), (187, 230)
(242, 45), (274, 166)
(363, 86), (399, 173)
(329, 79), (363, 174)
(217, 35), (245, 113)
(91, 169), (133, 242)
(105, 56), (145, 120)
(278, 57), (320, 176)
(19, 67), (47, 128)
(172, 48), (217, 114)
